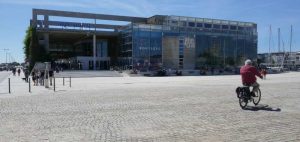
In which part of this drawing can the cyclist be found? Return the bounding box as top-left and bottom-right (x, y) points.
(240, 59), (263, 97)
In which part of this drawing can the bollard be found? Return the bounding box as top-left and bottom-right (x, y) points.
(54, 77), (56, 92)
(69, 77), (71, 88)
(29, 78), (31, 93)
(63, 77), (65, 86)
(8, 78), (11, 94)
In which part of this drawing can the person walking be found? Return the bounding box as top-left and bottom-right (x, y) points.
(35, 71), (40, 86)
(40, 71), (45, 86)
(49, 69), (54, 86)
(24, 69), (29, 82)
(17, 68), (21, 76)
(12, 68), (16, 76)
(32, 71), (36, 86)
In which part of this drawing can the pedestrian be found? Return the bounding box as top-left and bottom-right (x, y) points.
(32, 71), (36, 86)
(55, 67), (59, 73)
(261, 69), (267, 80)
(36, 71), (40, 86)
(40, 71), (45, 86)
(24, 69), (29, 82)
(12, 68), (16, 76)
(17, 68), (21, 76)
(49, 69), (54, 86)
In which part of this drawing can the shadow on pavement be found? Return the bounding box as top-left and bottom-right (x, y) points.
(244, 104), (281, 112)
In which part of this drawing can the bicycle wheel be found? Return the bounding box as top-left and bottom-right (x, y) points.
(239, 97), (248, 109)
(252, 88), (261, 106)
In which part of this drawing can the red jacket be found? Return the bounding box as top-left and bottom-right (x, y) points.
(240, 65), (262, 85)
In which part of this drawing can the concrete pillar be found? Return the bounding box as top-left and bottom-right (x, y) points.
(44, 15), (49, 29)
(44, 33), (49, 53)
(32, 10), (38, 27)
(93, 34), (96, 70)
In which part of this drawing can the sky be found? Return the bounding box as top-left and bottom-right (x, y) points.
(0, 0), (300, 63)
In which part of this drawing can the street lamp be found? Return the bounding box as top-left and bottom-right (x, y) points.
(1, 48), (9, 70)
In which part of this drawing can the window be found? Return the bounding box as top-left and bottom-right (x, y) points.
(196, 23), (203, 27)
(179, 21), (187, 27)
(230, 26), (237, 30)
(238, 26), (244, 30)
(222, 25), (229, 29)
(213, 24), (221, 29)
(204, 24), (212, 28)
(188, 22), (195, 27)
(171, 20), (178, 25)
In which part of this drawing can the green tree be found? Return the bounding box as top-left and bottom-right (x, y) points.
(27, 27), (51, 70)
(29, 27), (39, 70)
(23, 26), (32, 61)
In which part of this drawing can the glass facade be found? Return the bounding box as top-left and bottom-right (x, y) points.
(119, 15), (257, 70)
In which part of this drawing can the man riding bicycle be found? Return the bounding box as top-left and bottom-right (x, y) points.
(240, 59), (263, 97)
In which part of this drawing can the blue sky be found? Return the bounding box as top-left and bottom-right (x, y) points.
(0, 0), (299, 63)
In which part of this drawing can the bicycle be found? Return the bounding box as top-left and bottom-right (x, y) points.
(236, 85), (261, 109)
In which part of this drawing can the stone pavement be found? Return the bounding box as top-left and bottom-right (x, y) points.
(0, 71), (11, 83)
(0, 72), (299, 142)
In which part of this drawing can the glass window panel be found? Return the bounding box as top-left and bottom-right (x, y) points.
(213, 24), (221, 29)
(188, 22), (195, 27)
(197, 23), (203, 27)
(170, 16), (179, 21)
(213, 20), (221, 24)
(180, 17), (188, 21)
(196, 18), (204, 22)
(230, 25), (237, 30)
(230, 21), (238, 25)
(222, 25), (229, 29)
(204, 19), (212, 23)
(221, 20), (229, 24)
(204, 24), (212, 28)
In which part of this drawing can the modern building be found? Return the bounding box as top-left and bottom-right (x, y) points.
(31, 9), (257, 71)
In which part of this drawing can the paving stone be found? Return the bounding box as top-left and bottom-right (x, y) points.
(0, 72), (299, 141)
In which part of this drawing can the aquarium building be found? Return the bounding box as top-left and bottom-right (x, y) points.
(31, 9), (257, 70)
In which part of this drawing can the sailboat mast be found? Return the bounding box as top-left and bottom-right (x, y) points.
(289, 25), (293, 70)
(289, 25), (293, 56)
(278, 28), (281, 52)
(269, 25), (271, 65)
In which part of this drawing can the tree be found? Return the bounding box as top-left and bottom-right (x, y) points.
(23, 26), (32, 61)
(27, 27), (51, 71)
(29, 27), (39, 70)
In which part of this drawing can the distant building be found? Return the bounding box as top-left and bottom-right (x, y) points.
(258, 51), (300, 68)
(30, 9), (258, 70)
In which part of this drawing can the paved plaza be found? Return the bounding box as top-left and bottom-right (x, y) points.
(0, 72), (299, 142)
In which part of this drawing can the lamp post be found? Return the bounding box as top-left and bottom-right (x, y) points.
(1, 48), (9, 70)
